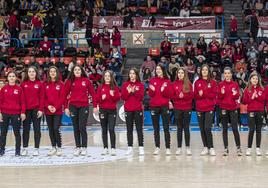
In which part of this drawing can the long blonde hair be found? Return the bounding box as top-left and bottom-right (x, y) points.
(246, 71), (264, 91)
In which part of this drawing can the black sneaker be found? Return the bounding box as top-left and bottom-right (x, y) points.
(0, 148), (5, 156)
(15, 149), (20, 156)
(223, 148), (229, 156)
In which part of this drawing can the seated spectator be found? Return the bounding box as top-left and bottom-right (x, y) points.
(0, 29), (10, 48)
(109, 47), (123, 64)
(50, 39), (64, 57)
(39, 36), (52, 57)
(140, 55), (156, 76)
(160, 36), (172, 58)
(180, 6), (190, 17)
(220, 44), (233, 69)
(170, 0), (181, 16)
(242, 0), (253, 16)
(196, 36), (207, 55)
(94, 48), (105, 62)
(236, 67), (247, 83)
(185, 58), (196, 82)
(111, 26), (121, 51)
(246, 37), (257, 49)
(261, 57), (268, 83)
(142, 67), (152, 89)
(233, 47), (245, 65)
(29, 56), (40, 69)
(209, 36), (220, 60)
(108, 57), (122, 86)
(247, 46), (259, 61)
(89, 66), (102, 89)
(258, 40), (267, 52)
(168, 56), (180, 80)
(184, 37), (195, 58)
(159, 0), (170, 15)
(248, 58), (258, 73)
(123, 7), (134, 28)
(56, 57), (69, 81)
(116, 0), (125, 15)
(194, 54), (206, 67)
(190, 6), (201, 16)
(220, 37), (230, 49)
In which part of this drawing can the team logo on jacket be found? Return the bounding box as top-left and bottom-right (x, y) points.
(198, 84), (201, 87)
(82, 81), (86, 86)
(24, 84), (28, 88)
(258, 91), (262, 96)
(4, 89), (7, 92)
(176, 86), (178, 89)
(14, 89), (18, 94)
(208, 83), (211, 88)
(56, 85), (60, 90)
(154, 82), (156, 85)
(46, 85), (49, 89)
(34, 84), (39, 89)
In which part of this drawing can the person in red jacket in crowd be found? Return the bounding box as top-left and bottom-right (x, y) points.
(148, 64), (172, 155)
(121, 68), (145, 156)
(96, 70), (120, 156)
(102, 26), (111, 57)
(218, 67), (242, 156)
(64, 65), (97, 157)
(0, 71), (26, 156)
(8, 10), (20, 46)
(44, 66), (65, 157)
(31, 13), (43, 46)
(20, 66), (44, 156)
(92, 28), (101, 50)
(243, 72), (265, 156)
(111, 26), (121, 51)
(39, 36), (52, 57)
(194, 64), (217, 156)
(172, 67), (194, 156)
(230, 14), (238, 39)
(160, 36), (172, 59)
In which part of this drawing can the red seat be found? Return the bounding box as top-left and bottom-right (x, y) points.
(149, 48), (160, 57)
(121, 48), (127, 56)
(202, 6), (212, 15)
(36, 57), (45, 65)
(50, 57), (60, 63)
(149, 7), (157, 14)
(177, 47), (185, 54)
(24, 56), (31, 65)
(214, 6), (224, 15)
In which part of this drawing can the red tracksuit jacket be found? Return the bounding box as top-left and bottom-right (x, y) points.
(217, 80), (240, 110)
(96, 84), (120, 110)
(148, 77), (171, 108)
(121, 81), (144, 111)
(243, 86), (265, 112)
(21, 80), (44, 111)
(64, 77), (96, 108)
(44, 81), (65, 115)
(171, 80), (193, 110)
(0, 84), (26, 114)
(194, 78), (217, 112)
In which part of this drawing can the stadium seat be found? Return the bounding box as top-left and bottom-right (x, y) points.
(24, 56), (31, 65)
(202, 6), (212, 15)
(149, 48), (160, 57)
(149, 7), (157, 14)
(50, 57), (60, 63)
(77, 57), (85, 65)
(177, 47), (185, 54)
(213, 6), (224, 15)
(36, 57), (45, 65)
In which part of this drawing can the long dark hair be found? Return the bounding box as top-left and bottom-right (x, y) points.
(128, 67), (141, 82)
(23, 66), (40, 82)
(101, 70), (117, 90)
(175, 67), (191, 93)
(200, 64), (212, 82)
(67, 65), (88, 83)
(155, 64), (169, 79)
(47, 66), (60, 83)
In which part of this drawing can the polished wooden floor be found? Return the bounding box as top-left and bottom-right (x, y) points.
(1, 128), (268, 188)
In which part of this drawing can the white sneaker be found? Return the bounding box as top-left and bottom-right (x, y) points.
(139, 147), (145, 156)
(166, 149), (171, 155)
(111, 148), (116, 156)
(175, 148), (182, 155)
(73, 148), (81, 156)
(186, 147), (192, 156)
(48, 147), (57, 156)
(126, 147), (133, 156)
(200, 147), (209, 156)
(209, 148), (216, 156)
(246, 148), (251, 156)
(80, 147), (87, 156)
(265, 150), (268, 156)
(101, 148), (109, 155)
(21, 148), (28, 156)
(256, 148), (262, 156)
(153, 147), (160, 155)
(33, 148), (39, 156)
(56, 148), (63, 156)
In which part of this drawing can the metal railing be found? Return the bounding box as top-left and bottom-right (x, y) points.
(20, 38), (74, 48)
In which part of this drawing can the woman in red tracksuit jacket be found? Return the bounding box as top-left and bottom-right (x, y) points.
(194, 64), (217, 156)
(121, 68), (144, 156)
(148, 64), (172, 155)
(96, 70), (120, 156)
(64, 65), (97, 157)
(0, 71), (26, 156)
(111, 26), (121, 51)
(243, 72), (265, 156)
(172, 67), (193, 156)
(44, 66), (65, 156)
(21, 66), (44, 157)
(218, 67), (241, 156)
